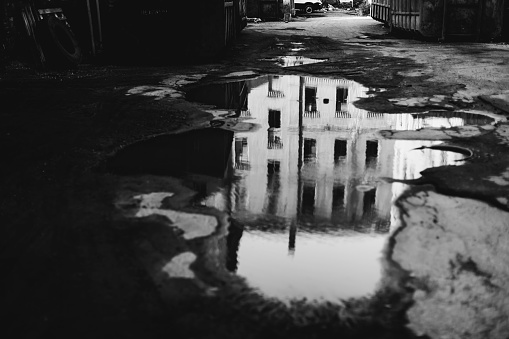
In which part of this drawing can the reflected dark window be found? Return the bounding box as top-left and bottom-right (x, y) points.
(363, 189), (376, 217)
(366, 140), (378, 168)
(268, 110), (281, 128)
(268, 110), (282, 149)
(336, 87), (348, 112)
(334, 139), (347, 160)
(302, 184), (315, 215)
(234, 137), (249, 170)
(267, 130), (283, 149)
(265, 160), (281, 215)
(267, 160), (280, 174)
(332, 185), (345, 211)
(304, 138), (317, 163)
(305, 87), (317, 112)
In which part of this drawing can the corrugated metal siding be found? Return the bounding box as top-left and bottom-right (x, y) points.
(371, 0), (391, 24)
(391, 0), (420, 32)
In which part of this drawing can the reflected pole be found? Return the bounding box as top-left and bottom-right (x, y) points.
(290, 76), (305, 254)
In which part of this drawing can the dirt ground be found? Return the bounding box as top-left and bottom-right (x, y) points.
(1, 10), (509, 339)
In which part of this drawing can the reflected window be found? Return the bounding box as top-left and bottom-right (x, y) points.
(267, 160), (280, 174)
(366, 140), (378, 158)
(334, 139), (347, 160)
(336, 87), (348, 112)
(304, 138), (317, 163)
(363, 189), (376, 217)
(268, 110), (281, 128)
(305, 87), (317, 112)
(235, 137), (249, 170)
(332, 185), (345, 211)
(302, 184), (315, 215)
(268, 130), (283, 149)
(365, 140), (378, 168)
(265, 160), (281, 215)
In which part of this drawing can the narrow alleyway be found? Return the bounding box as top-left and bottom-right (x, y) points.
(1, 10), (509, 339)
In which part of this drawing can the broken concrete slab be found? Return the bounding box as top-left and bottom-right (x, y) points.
(392, 189), (509, 339)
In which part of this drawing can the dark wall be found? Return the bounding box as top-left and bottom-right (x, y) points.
(100, 0), (226, 62)
(0, 0), (245, 66)
(415, 0), (504, 41)
(0, 0), (5, 70)
(58, 0), (236, 63)
(419, 0), (444, 38)
(481, 0), (505, 40)
(247, 0), (260, 17)
(503, 0), (509, 41)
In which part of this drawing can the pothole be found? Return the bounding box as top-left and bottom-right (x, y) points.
(106, 74), (493, 304)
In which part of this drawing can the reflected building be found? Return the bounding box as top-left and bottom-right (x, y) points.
(205, 75), (466, 231)
(199, 75), (472, 301)
(109, 74), (483, 302)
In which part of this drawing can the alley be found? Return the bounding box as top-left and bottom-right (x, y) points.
(1, 8), (509, 339)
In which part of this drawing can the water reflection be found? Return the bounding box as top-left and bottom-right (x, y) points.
(186, 75), (493, 302)
(259, 56), (326, 67)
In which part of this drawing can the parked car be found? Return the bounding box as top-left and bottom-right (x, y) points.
(294, 0), (323, 14)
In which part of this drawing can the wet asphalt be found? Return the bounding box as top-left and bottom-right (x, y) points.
(1, 10), (509, 339)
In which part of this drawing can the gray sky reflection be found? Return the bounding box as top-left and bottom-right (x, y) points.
(236, 230), (386, 301)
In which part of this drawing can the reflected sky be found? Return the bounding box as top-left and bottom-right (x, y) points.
(236, 230), (386, 301)
(187, 75), (491, 302)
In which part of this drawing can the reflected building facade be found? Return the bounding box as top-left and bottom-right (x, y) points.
(205, 75), (466, 231)
(196, 74), (478, 301)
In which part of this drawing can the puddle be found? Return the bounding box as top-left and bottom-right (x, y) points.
(259, 56), (326, 67)
(108, 75), (494, 303)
